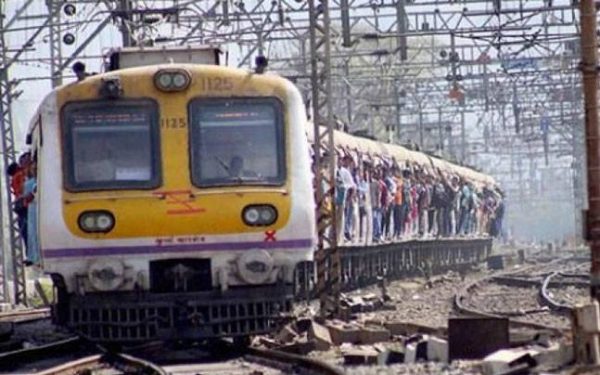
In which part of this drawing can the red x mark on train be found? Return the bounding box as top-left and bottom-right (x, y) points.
(264, 230), (277, 242)
(153, 190), (206, 215)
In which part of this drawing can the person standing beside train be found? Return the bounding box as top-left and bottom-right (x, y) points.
(335, 155), (355, 244)
(357, 162), (372, 245)
(431, 170), (447, 237)
(370, 168), (382, 243)
(7, 153), (30, 250)
(424, 173), (436, 237)
(400, 169), (413, 238)
(409, 173), (419, 237)
(416, 170), (431, 237)
(443, 174), (460, 237)
(378, 168), (390, 241)
(350, 158), (361, 244)
(382, 167), (396, 241)
(490, 190), (505, 238)
(392, 168), (404, 240)
(457, 182), (472, 235)
(23, 158), (39, 266)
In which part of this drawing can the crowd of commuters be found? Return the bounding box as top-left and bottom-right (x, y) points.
(313, 150), (505, 246)
(7, 151), (39, 266)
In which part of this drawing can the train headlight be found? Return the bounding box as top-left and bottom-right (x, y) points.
(156, 72), (173, 88)
(88, 259), (125, 291)
(243, 207), (260, 225)
(242, 205), (278, 226)
(236, 250), (274, 284)
(78, 211), (115, 233)
(172, 72), (188, 88)
(154, 69), (191, 92)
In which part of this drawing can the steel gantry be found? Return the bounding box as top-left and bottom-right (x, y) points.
(308, 0), (341, 315)
(47, 0), (64, 88)
(0, 1), (27, 305)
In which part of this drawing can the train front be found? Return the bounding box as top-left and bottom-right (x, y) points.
(38, 63), (316, 342)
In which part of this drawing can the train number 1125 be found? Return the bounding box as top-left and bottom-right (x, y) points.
(161, 117), (186, 129)
(200, 77), (234, 91)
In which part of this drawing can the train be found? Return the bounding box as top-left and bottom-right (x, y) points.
(24, 46), (498, 343)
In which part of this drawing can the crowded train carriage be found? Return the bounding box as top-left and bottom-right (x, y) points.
(15, 46), (502, 343)
(307, 126), (504, 245)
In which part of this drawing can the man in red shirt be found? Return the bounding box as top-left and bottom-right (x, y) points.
(7, 162), (24, 198)
(7, 152), (31, 249)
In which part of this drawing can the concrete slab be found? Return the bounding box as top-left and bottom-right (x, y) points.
(309, 321), (333, 351)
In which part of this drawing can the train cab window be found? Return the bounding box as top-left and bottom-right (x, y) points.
(62, 100), (160, 191)
(188, 97), (285, 187)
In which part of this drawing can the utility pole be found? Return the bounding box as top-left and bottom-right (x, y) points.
(309, 0), (340, 316)
(119, 0), (134, 47)
(579, 0), (600, 299)
(47, 0), (63, 88)
(394, 81), (401, 143)
(0, 4), (10, 304)
(437, 107), (443, 153)
(396, 0), (407, 61)
(571, 77), (585, 245)
(418, 101), (424, 149)
(344, 61), (353, 126)
(461, 109), (466, 163)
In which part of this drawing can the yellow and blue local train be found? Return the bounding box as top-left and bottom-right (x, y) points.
(28, 57), (316, 342)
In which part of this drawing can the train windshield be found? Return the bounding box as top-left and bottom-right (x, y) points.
(62, 100), (161, 191)
(189, 97), (285, 187)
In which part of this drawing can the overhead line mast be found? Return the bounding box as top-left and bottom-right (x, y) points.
(578, 0), (600, 298)
(308, 0), (340, 316)
(0, 1), (26, 305)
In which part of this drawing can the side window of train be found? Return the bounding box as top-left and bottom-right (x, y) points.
(187, 97), (286, 187)
(25, 115), (42, 149)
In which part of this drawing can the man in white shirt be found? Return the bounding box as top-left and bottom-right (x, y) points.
(336, 155), (356, 243)
(338, 155), (355, 190)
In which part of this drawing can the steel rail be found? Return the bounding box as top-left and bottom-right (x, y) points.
(453, 257), (581, 334)
(0, 336), (84, 371)
(36, 354), (103, 375)
(38, 352), (167, 375)
(97, 351), (167, 375)
(0, 335), (167, 375)
(454, 278), (567, 334)
(493, 274), (589, 288)
(0, 307), (50, 323)
(540, 272), (580, 314)
(7, 334), (342, 375)
(247, 346), (345, 375)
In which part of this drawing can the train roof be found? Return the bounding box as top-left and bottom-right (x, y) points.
(306, 123), (499, 190)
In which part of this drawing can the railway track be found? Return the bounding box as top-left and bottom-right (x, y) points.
(0, 307), (62, 355)
(540, 271), (589, 313)
(454, 256), (589, 335)
(0, 308), (50, 323)
(3, 340), (162, 374)
(0, 336), (344, 375)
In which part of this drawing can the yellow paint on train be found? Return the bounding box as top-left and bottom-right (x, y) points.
(57, 65), (292, 238)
